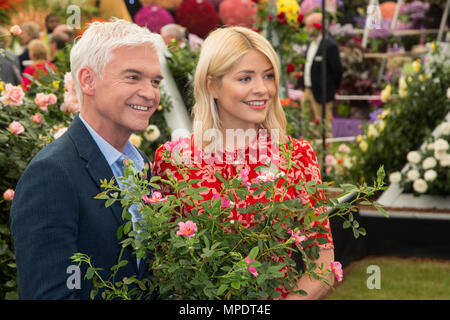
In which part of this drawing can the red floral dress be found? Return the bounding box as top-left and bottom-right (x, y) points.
(152, 130), (334, 298)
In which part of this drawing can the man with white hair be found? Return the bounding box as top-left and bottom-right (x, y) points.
(10, 19), (165, 299)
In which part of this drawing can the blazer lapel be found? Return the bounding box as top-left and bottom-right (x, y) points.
(67, 115), (124, 227)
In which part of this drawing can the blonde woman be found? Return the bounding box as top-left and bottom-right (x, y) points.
(152, 26), (335, 300)
(21, 39), (57, 91)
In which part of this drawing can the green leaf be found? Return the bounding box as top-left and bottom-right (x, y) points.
(231, 281), (240, 290)
(375, 205), (389, 218)
(86, 267), (95, 280)
(248, 246), (259, 260)
(216, 284), (228, 296)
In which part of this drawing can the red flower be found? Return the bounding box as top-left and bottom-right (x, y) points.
(297, 13), (304, 25)
(286, 63), (295, 74)
(276, 12), (287, 24)
(313, 22), (322, 30)
(268, 14), (273, 21)
(176, 0), (219, 39)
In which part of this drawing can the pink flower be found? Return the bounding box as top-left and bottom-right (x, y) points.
(245, 255), (258, 277)
(338, 144), (351, 153)
(3, 189), (14, 201)
(32, 113), (42, 124)
(255, 171), (283, 183)
(10, 25), (22, 36)
(325, 154), (336, 166)
(9, 121), (24, 134)
(35, 93), (57, 112)
(142, 191), (168, 204)
(212, 194), (231, 209)
(176, 220), (197, 237)
(288, 229), (307, 248)
(61, 72), (80, 114)
(330, 261), (343, 282)
(0, 84), (25, 106)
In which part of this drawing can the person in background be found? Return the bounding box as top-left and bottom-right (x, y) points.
(53, 24), (77, 44)
(48, 32), (70, 63)
(17, 21), (41, 72)
(45, 13), (60, 35)
(160, 23), (187, 49)
(302, 12), (342, 138)
(0, 26), (21, 85)
(21, 39), (57, 91)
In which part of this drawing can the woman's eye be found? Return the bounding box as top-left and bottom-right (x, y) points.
(151, 79), (161, 87)
(239, 77), (251, 83)
(264, 73), (275, 80)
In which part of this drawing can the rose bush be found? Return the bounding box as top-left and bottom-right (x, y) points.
(71, 140), (387, 300)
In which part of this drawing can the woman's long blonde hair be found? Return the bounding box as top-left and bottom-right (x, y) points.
(192, 26), (287, 149)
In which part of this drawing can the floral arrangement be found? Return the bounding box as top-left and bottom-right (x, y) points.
(134, 5), (174, 33)
(398, 1), (430, 29)
(389, 117), (450, 196)
(218, 0), (258, 28)
(175, 0), (219, 39)
(349, 42), (450, 186)
(138, 0), (182, 12)
(253, 0), (308, 97)
(72, 139), (387, 300)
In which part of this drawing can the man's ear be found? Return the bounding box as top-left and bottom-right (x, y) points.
(206, 75), (219, 99)
(78, 66), (95, 96)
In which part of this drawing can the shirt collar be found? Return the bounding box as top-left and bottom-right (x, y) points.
(79, 114), (143, 170)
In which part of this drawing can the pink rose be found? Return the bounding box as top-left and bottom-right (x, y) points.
(3, 189), (14, 201)
(330, 261), (343, 282)
(245, 256), (258, 277)
(10, 25), (22, 36)
(0, 84), (25, 106)
(176, 220), (197, 237)
(32, 113), (42, 124)
(325, 154), (336, 166)
(288, 229), (307, 248)
(9, 121), (24, 134)
(35, 93), (57, 112)
(142, 191), (168, 204)
(255, 171), (283, 183)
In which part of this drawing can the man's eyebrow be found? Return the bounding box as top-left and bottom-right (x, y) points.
(122, 69), (164, 80)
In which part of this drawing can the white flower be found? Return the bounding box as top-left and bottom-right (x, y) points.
(424, 169), (437, 182)
(439, 154), (450, 167)
(367, 124), (379, 138)
(413, 179), (428, 194)
(389, 171), (402, 184)
(422, 157), (437, 170)
(143, 124), (161, 142)
(433, 138), (449, 151)
(406, 151), (421, 164)
(447, 87), (450, 99)
(434, 149), (447, 160)
(406, 169), (420, 181)
(440, 122), (450, 136)
(129, 133), (142, 148)
(426, 142), (434, 151)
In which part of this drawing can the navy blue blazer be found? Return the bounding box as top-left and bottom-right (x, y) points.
(10, 115), (150, 299)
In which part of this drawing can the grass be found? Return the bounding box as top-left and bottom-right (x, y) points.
(325, 256), (450, 300)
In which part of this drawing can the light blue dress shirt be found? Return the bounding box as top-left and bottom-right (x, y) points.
(79, 114), (146, 267)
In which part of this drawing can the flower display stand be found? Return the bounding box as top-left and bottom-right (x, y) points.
(377, 111), (450, 214)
